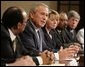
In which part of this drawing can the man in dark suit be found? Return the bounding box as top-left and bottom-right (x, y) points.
(66, 10), (80, 43)
(19, 3), (51, 56)
(1, 6), (54, 66)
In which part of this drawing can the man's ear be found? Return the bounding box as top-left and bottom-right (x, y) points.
(29, 11), (34, 19)
(17, 22), (21, 29)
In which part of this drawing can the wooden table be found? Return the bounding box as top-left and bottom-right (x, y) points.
(78, 54), (84, 66)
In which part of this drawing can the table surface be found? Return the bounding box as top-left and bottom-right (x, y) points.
(39, 63), (65, 66)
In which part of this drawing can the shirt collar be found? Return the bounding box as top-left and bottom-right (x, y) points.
(8, 29), (16, 41)
(30, 20), (40, 32)
(70, 30), (74, 33)
(57, 29), (61, 33)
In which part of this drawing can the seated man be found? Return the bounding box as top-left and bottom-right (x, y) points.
(19, 3), (52, 56)
(66, 10), (80, 43)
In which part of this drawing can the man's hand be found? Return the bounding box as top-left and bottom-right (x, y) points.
(7, 56), (36, 66)
(40, 50), (54, 65)
(69, 43), (81, 53)
(59, 46), (77, 60)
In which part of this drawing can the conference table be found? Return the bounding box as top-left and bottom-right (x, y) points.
(40, 51), (84, 66)
(78, 50), (84, 66)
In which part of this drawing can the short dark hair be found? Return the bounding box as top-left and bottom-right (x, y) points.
(2, 6), (25, 28)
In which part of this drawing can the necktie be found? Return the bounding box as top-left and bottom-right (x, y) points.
(70, 30), (74, 39)
(13, 38), (17, 52)
(37, 31), (40, 41)
(36, 31), (42, 51)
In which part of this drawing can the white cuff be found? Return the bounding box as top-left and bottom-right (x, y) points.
(36, 56), (43, 65)
(6, 64), (9, 66)
(54, 53), (59, 60)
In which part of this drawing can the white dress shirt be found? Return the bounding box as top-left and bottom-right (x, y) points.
(76, 28), (84, 49)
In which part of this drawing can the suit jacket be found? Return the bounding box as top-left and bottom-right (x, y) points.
(1, 24), (39, 66)
(66, 26), (78, 43)
(19, 20), (50, 56)
(55, 28), (72, 48)
(55, 27), (79, 48)
(42, 27), (60, 52)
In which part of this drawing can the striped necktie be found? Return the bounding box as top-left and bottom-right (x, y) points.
(13, 38), (17, 52)
(37, 30), (42, 51)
